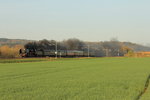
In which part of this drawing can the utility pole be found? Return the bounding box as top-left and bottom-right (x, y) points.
(117, 49), (120, 56)
(88, 45), (90, 58)
(106, 49), (109, 57)
(103, 49), (109, 57)
(82, 45), (90, 58)
(59, 52), (62, 58)
(55, 41), (58, 59)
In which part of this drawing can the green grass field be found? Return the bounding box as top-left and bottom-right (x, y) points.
(0, 57), (150, 100)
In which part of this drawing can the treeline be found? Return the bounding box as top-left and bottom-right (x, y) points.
(24, 38), (133, 57)
(1, 38), (150, 58)
(0, 45), (24, 58)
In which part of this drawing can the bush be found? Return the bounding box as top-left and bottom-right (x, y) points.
(0, 45), (24, 58)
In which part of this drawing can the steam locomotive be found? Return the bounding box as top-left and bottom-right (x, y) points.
(19, 49), (94, 57)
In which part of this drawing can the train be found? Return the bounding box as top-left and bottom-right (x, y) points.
(19, 49), (94, 57)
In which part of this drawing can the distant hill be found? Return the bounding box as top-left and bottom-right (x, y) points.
(123, 42), (150, 52)
(0, 38), (33, 47)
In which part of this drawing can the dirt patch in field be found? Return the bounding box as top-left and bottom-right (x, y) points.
(135, 75), (150, 100)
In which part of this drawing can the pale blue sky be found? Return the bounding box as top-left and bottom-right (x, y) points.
(0, 0), (150, 44)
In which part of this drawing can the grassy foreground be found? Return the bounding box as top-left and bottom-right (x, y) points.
(0, 57), (150, 100)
